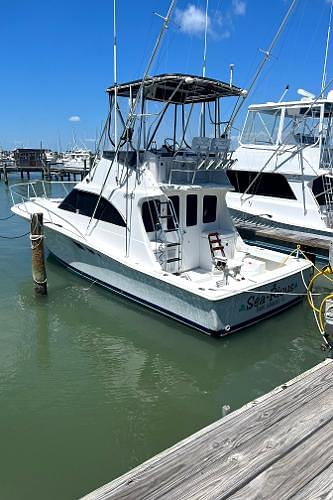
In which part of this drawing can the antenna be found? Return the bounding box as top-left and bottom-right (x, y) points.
(200, 0), (209, 136)
(202, 0), (209, 78)
(113, 0), (119, 180)
(229, 64), (234, 87)
(279, 84), (289, 102)
(321, 1), (333, 94)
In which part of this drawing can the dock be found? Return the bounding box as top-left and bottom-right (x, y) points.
(235, 217), (331, 260)
(82, 358), (333, 499)
(0, 161), (89, 183)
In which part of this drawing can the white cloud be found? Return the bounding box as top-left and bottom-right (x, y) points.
(232, 0), (246, 16)
(69, 115), (81, 123)
(175, 2), (246, 40)
(175, 5), (211, 35)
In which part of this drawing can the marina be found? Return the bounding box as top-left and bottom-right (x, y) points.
(0, 173), (330, 499)
(0, 155), (93, 183)
(83, 358), (333, 499)
(0, 174), (327, 500)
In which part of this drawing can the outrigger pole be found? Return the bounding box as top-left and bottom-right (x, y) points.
(321, 0), (333, 94)
(86, 0), (177, 235)
(225, 0), (298, 136)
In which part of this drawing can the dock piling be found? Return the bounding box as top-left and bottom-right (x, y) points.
(222, 404), (231, 417)
(3, 163), (8, 185)
(30, 213), (47, 295)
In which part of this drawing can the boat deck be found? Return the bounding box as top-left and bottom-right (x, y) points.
(82, 358), (333, 499)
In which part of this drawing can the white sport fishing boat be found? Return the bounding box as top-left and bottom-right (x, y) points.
(10, 72), (312, 336)
(227, 92), (333, 243)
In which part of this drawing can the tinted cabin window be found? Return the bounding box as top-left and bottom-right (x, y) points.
(312, 176), (327, 206)
(142, 200), (160, 232)
(167, 196), (179, 230)
(186, 194), (197, 226)
(203, 195), (217, 223)
(59, 189), (126, 226)
(227, 171), (296, 200)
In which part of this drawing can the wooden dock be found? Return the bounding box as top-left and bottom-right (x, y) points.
(235, 218), (331, 260)
(0, 161), (90, 183)
(82, 358), (333, 499)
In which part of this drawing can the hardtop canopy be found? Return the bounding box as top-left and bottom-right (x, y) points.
(106, 73), (244, 104)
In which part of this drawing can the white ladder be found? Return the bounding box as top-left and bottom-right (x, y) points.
(152, 197), (182, 272)
(323, 174), (333, 228)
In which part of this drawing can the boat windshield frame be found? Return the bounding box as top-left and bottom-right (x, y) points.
(239, 101), (329, 149)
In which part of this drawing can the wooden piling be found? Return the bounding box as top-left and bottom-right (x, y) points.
(222, 404), (231, 417)
(30, 213), (47, 295)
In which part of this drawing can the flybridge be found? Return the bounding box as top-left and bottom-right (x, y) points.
(106, 73), (244, 104)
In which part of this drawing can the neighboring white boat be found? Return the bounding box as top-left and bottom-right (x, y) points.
(57, 149), (92, 170)
(226, 92), (333, 241)
(10, 73), (312, 336)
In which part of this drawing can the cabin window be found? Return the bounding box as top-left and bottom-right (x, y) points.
(312, 176), (328, 206)
(186, 194), (197, 226)
(167, 196), (180, 230)
(241, 109), (281, 145)
(142, 199), (160, 232)
(281, 107), (321, 146)
(59, 189), (126, 226)
(203, 195), (217, 223)
(227, 170), (296, 199)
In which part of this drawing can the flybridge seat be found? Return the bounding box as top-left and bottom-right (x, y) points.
(191, 137), (231, 156)
(192, 137), (211, 155)
(211, 137), (230, 154)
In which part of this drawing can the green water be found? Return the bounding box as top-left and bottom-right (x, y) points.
(0, 177), (325, 499)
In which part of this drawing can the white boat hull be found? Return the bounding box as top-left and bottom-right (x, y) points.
(45, 228), (311, 336)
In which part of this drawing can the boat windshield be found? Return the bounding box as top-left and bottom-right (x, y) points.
(241, 109), (281, 145)
(280, 106), (321, 146)
(241, 105), (323, 148)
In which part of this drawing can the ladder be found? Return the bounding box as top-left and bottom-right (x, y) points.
(208, 232), (226, 262)
(323, 175), (333, 228)
(152, 197), (182, 272)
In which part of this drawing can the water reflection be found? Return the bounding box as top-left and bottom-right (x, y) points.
(0, 179), (326, 500)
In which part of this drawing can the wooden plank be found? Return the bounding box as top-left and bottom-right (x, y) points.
(291, 462), (333, 500)
(143, 387), (333, 500)
(82, 360), (333, 500)
(235, 221), (331, 250)
(228, 420), (333, 500)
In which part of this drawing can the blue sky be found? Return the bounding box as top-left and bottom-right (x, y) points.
(0, 0), (332, 150)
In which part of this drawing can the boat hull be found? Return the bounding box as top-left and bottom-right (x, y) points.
(45, 229), (311, 337)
